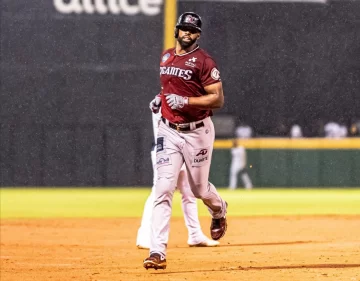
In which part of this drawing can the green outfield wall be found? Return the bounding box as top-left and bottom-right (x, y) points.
(210, 138), (360, 187)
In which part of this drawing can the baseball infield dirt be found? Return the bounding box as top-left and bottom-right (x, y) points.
(1, 216), (360, 281)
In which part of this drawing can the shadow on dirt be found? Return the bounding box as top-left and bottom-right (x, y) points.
(174, 240), (321, 249)
(219, 240), (319, 247)
(155, 263), (360, 274)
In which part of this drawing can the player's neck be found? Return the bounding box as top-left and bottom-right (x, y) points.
(175, 43), (198, 55)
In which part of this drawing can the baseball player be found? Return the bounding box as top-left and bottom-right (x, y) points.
(228, 139), (253, 190)
(136, 111), (219, 249)
(143, 12), (228, 270)
(235, 124), (253, 139)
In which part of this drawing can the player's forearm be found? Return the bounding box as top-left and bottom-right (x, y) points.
(188, 94), (224, 109)
(188, 82), (224, 109)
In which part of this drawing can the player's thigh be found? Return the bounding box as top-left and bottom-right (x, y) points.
(177, 170), (198, 204)
(182, 118), (215, 167)
(176, 169), (187, 190)
(155, 148), (184, 195)
(230, 164), (241, 174)
(155, 126), (184, 183)
(182, 126), (215, 196)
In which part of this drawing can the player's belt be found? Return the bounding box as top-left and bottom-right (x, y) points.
(161, 117), (204, 132)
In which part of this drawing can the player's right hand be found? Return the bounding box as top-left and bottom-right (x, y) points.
(149, 95), (161, 113)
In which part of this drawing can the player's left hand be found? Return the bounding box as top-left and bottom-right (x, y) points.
(165, 94), (189, 110)
(149, 95), (162, 113)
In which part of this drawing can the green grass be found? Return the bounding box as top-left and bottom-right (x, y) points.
(0, 188), (359, 219)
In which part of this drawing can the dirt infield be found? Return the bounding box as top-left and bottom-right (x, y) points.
(1, 216), (360, 281)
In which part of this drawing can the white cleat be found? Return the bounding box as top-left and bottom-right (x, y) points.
(137, 244), (150, 250)
(188, 237), (220, 247)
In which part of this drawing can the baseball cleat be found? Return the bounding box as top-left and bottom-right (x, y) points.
(143, 253), (167, 270)
(137, 244), (150, 250)
(210, 202), (228, 241)
(188, 237), (219, 247)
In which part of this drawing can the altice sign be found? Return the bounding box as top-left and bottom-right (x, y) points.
(54, 0), (163, 16)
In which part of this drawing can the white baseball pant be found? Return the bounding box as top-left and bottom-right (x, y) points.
(150, 117), (227, 256)
(136, 149), (211, 247)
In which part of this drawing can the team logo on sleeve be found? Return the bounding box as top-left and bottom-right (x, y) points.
(211, 68), (220, 80)
(162, 53), (170, 63)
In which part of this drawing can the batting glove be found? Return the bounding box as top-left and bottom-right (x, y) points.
(165, 94), (189, 110)
(149, 95), (162, 113)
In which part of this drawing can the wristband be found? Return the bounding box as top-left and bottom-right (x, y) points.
(184, 97), (189, 106)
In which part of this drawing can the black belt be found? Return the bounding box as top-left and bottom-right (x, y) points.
(161, 117), (204, 132)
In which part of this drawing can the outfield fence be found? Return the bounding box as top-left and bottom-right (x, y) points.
(210, 138), (360, 188)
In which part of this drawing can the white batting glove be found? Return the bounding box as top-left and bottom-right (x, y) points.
(149, 95), (161, 113)
(165, 94), (189, 110)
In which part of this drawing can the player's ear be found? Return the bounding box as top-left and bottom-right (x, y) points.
(197, 34), (201, 40)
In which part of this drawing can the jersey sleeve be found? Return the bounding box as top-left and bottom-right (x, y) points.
(201, 57), (221, 87)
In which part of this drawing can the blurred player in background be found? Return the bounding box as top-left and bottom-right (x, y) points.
(136, 111), (219, 249)
(228, 139), (253, 190)
(290, 124), (303, 138)
(235, 123), (253, 139)
(229, 123), (253, 190)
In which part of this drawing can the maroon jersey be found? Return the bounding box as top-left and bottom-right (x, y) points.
(159, 46), (221, 123)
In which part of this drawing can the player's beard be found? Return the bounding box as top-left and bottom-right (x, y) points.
(177, 36), (197, 49)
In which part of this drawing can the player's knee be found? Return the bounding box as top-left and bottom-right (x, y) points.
(189, 183), (204, 199)
(154, 173), (176, 197)
(180, 188), (197, 203)
(239, 168), (246, 175)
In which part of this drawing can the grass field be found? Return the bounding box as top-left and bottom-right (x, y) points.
(1, 188), (359, 219)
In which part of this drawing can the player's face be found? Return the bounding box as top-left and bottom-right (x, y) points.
(177, 27), (200, 48)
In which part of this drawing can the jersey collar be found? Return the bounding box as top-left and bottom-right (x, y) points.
(174, 45), (199, 57)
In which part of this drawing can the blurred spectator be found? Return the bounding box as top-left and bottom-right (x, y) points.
(314, 118), (326, 137)
(275, 121), (288, 137)
(349, 120), (360, 137)
(290, 124), (303, 138)
(338, 125), (348, 138)
(324, 121), (347, 138)
(324, 122), (340, 138)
